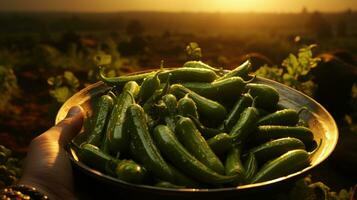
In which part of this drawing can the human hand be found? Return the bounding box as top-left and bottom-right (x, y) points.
(19, 106), (84, 200)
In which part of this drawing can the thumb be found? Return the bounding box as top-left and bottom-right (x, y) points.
(49, 106), (84, 146)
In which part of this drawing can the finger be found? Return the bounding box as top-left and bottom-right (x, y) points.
(47, 106), (84, 146)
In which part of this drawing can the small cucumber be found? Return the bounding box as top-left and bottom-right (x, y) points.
(225, 146), (245, 184)
(247, 137), (306, 164)
(182, 77), (249, 102)
(153, 125), (237, 185)
(170, 84), (227, 121)
(216, 60), (252, 81)
(182, 60), (222, 73)
(106, 81), (140, 155)
(255, 125), (314, 146)
(207, 133), (232, 156)
(243, 153), (258, 182)
(175, 116), (225, 174)
(223, 92), (253, 131)
(245, 83), (279, 111)
(114, 160), (148, 184)
(85, 94), (114, 146)
(162, 94), (178, 131)
(250, 149), (310, 183)
(158, 68), (218, 83)
(138, 71), (161, 103)
(229, 106), (260, 144)
(126, 104), (174, 182)
(78, 144), (147, 184)
(177, 94), (199, 119)
(162, 94), (177, 116)
(257, 109), (299, 126)
(143, 74), (172, 114)
(79, 143), (113, 172)
(100, 68), (217, 86)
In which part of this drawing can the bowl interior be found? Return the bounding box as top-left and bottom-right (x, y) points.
(56, 76), (338, 192)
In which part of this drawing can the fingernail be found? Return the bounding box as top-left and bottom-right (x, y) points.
(66, 106), (83, 118)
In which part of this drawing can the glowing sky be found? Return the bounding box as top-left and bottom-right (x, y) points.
(0, 0), (356, 12)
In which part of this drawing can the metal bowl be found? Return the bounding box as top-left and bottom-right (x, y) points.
(56, 75), (338, 199)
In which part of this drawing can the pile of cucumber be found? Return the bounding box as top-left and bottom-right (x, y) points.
(73, 60), (317, 188)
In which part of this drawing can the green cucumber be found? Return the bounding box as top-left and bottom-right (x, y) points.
(250, 149), (310, 183)
(243, 153), (258, 182)
(86, 94), (114, 146)
(153, 125), (236, 185)
(255, 125), (314, 146)
(182, 77), (250, 101)
(126, 104), (174, 182)
(207, 133), (232, 156)
(78, 144), (147, 184)
(229, 106), (260, 144)
(245, 83), (279, 111)
(248, 137), (306, 164)
(162, 94), (178, 131)
(106, 81), (140, 155)
(216, 60), (252, 81)
(223, 92), (253, 131)
(177, 94), (199, 119)
(101, 67), (217, 86)
(257, 109), (299, 126)
(170, 84), (227, 121)
(138, 71), (161, 103)
(175, 116), (225, 174)
(225, 146), (245, 184)
(182, 60), (222, 73)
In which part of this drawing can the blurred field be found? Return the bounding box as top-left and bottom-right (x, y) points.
(1, 10), (356, 147)
(0, 11), (356, 191)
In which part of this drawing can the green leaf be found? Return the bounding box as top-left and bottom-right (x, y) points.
(47, 77), (55, 86)
(283, 54), (299, 76)
(255, 65), (283, 82)
(49, 86), (73, 103)
(186, 42), (202, 61)
(94, 54), (112, 66)
(63, 71), (80, 90)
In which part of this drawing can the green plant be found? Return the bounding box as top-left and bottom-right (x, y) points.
(277, 175), (356, 200)
(0, 65), (20, 112)
(47, 71), (80, 103)
(0, 145), (22, 187)
(186, 42), (202, 61)
(344, 83), (357, 133)
(255, 45), (320, 96)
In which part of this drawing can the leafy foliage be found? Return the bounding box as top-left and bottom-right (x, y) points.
(186, 42), (202, 61)
(0, 145), (22, 187)
(256, 45), (320, 96)
(276, 175), (356, 200)
(47, 71), (80, 103)
(0, 65), (20, 112)
(344, 83), (357, 133)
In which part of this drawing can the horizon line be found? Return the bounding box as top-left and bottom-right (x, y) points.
(0, 9), (355, 15)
